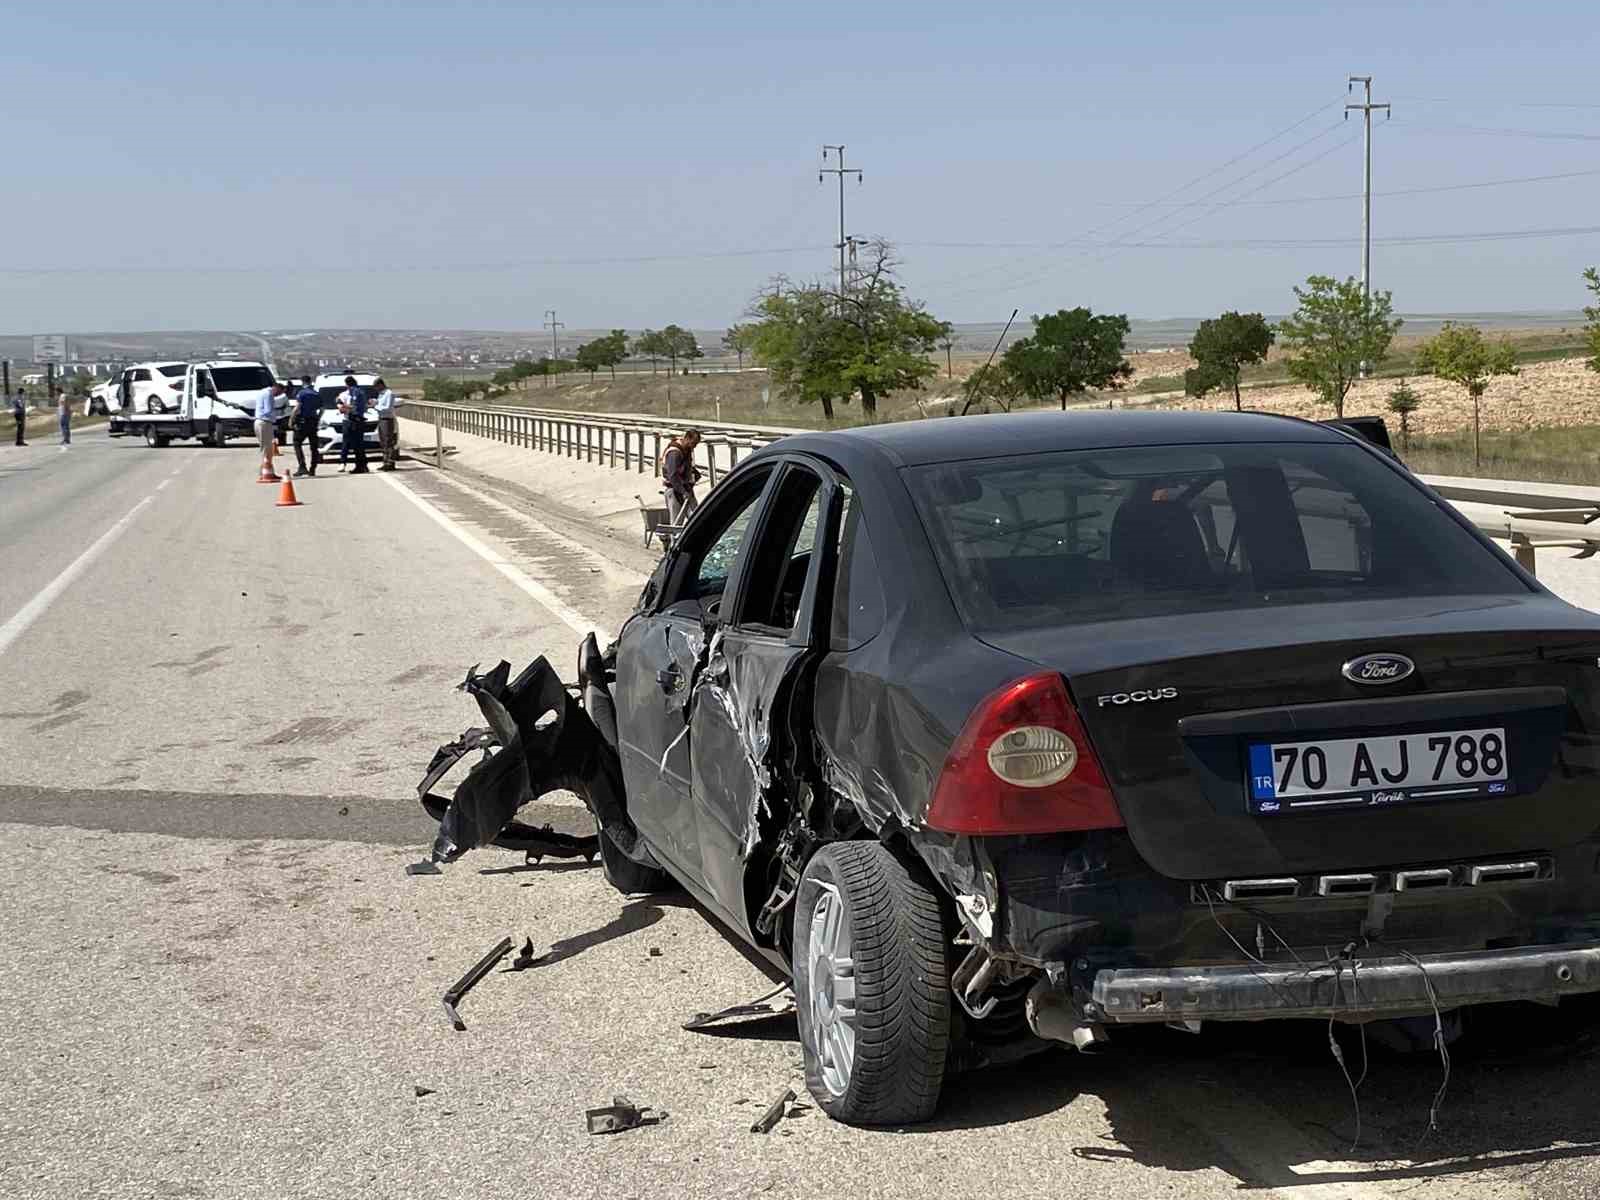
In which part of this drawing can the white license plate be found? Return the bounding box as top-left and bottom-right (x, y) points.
(1248, 727), (1509, 815)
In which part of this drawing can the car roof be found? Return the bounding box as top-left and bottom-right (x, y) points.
(772, 409), (1352, 469)
(128, 360), (188, 369)
(313, 372), (379, 385)
(196, 359), (267, 369)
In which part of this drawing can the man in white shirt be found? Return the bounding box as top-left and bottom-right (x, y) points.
(255, 382), (286, 480)
(373, 377), (399, 471)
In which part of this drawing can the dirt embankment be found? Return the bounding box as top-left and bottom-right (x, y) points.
(1144, 355), (1600, 437)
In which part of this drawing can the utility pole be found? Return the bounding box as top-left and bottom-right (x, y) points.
(1346, 74), (1390, 376)
(819, 145), (862, 301)
(543, 309), (564, 388)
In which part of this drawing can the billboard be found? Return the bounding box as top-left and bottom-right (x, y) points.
(32, 334), (67, 364)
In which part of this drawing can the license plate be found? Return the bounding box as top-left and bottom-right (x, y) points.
(1247, 727), (1509, 815)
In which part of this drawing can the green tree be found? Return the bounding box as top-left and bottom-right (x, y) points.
(1184, 311), (1274, 412)
(1583, 267), (1600, 376)
(1415, 323), (1518, 469)
(960, 360), (1025, 414)
(1001, 307), (1133, 410)
(1385, 378), (1421, 452)
(824, 240), (943, 418)
(574, 339), (606, 380)
(1277, 274), (1402, 419)
(598, 329), (629, 380)
(661, 324), (701, 375)
(723, 322), (756, 370)
(747, 282), (851, 419)
(632, 329), (665, 375)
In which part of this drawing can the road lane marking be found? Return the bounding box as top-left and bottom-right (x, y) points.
(156, 478), (172, 491)
(378, 473), (612, 643)
(0, 496), (155, 658)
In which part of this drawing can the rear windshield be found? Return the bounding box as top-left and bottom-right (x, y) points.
(157, 364), (187, 378)
(210, 366), (274, 392)
(908, 442), (1527, 630)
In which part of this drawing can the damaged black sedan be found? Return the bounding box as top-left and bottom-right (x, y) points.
(420, 410), (1600, 1127)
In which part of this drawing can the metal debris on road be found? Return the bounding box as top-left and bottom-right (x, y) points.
(414, 1086), (436, 1098)
(508, 937), (543, 971)
(750, 1089), (796, 1134)
(405, 860), (442, 876)
(683, 982), (795, 1032)
(584, 1096), (665, 1136)
(441, 936), (514, 1031)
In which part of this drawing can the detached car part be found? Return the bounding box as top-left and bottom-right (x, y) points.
(415, 655), (656, 872)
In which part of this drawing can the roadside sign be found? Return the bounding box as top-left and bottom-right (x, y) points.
(32, 334), (67, 364)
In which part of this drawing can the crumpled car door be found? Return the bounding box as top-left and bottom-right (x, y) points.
(686, 461), (842, 936)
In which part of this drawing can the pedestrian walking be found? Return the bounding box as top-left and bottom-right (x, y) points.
(291, 376), (321, 477)
(11, 386), (26, 446)
(56, 389), (71, 449)
(255, 381), (286, 480)
(373, 377), (399, 471)
(337, 375), (370, 474)
(661, 428), (703, 525)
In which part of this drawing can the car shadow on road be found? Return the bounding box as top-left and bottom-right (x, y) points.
(887, 997), (1600, 1189)
(479, 859), (596, 876)
(518, 895), (698, 971)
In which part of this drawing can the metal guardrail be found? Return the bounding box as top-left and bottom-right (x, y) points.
(398, 399), (787, 485)
(398, 400), (1600, 578)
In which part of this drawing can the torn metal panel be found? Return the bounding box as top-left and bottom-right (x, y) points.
(416, 656), (652, 868)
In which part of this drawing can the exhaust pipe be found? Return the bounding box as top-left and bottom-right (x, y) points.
(1025, 980), (1108, 1051)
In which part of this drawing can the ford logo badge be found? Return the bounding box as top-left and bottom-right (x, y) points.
(1341, 652), (1415, 686)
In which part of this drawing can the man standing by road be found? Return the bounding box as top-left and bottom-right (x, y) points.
(337, 375), (370, 474)
(661, 428), (703, 525)
(291, 376), (321, 477)
(56, 388), (71, 449)
(255, 381), (286, 480)
(373, 376), (399, 471)
(11, 386), (26, 446)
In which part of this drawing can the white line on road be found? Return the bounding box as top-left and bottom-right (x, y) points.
(156, 478), (172, 491)
(379, 473), (612, 643)
(0, 496), (155, 658)
(425, 470), (646, 587)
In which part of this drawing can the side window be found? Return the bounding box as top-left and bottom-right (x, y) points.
(735, 466), (824, 635)
(133, 369), (152, 383)
(672, 466), (773, 606)
(830, 487), (886, 650)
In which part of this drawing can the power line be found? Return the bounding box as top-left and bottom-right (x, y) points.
(917, 97), (1346, 293)
(1389, 121), (1600, 142)
(1075, 165), (1600, 208)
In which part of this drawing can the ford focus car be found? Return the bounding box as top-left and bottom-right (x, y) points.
(417, 410), (1600, 1127)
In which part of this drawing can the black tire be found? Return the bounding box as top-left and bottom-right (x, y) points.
(597, 824), (675, 894)
(144, 425), (162, 448)
(792, 841), (951, 1126)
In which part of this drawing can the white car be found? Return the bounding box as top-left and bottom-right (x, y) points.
(116, 362), (189, 414)
(312, 372), (383, 460)
(85, 379), (120, 416)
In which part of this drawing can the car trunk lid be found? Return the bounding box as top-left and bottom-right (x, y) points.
(977, 595), (1600, 879)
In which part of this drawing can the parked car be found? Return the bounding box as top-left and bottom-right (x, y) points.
(312, 371), (381, 460)
(85, 379), (120, 416)
(419, 410), (1600, 1127)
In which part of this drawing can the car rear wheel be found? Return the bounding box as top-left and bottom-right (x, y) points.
(792, 841), (951, 1126)
(597, 825), (675, 894)
(144, 425), (164, 448)
(144, 396), (163, 414)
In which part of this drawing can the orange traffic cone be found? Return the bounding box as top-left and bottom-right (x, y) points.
(257, 462), (280, 484)
(276, 474), (303, 507)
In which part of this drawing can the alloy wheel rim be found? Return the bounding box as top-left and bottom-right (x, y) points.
(806, 884), (857, 1097)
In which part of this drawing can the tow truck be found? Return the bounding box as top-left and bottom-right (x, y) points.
(111, 360), (287, 447)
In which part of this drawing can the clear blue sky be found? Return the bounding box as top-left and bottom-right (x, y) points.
(3, 0), (1598, 334)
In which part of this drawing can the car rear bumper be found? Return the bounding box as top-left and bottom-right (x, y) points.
(1083, 940), (1600, 1023)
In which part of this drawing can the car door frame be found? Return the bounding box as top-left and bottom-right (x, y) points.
(612, 460), (783, 886)
(686, 453), (844, 936)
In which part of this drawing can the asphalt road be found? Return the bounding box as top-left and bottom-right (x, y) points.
(3, 431), (1599, 1200)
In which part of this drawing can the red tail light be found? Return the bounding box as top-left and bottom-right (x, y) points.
(926, 671), (1123, 835)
